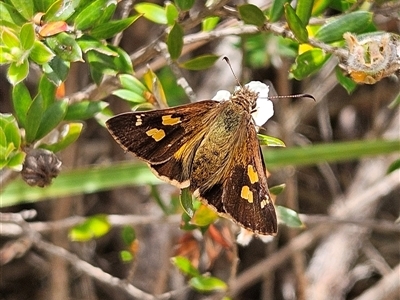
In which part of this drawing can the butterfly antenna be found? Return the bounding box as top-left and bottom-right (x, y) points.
(269, 93), (316, 101)
(223, 56), (243, 89)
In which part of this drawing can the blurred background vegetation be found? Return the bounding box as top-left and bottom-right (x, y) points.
(0, 0), (399, 299)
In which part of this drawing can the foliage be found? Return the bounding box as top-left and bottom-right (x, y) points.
(0, 0), (399, 299)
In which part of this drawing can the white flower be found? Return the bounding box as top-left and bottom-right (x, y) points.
(236, 227), (275, 246)
(212, 81), (274, 127)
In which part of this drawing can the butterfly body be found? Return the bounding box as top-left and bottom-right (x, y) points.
(106, 84), (277, 235)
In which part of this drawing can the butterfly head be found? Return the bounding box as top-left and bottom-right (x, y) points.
(212, 81), (274, 127)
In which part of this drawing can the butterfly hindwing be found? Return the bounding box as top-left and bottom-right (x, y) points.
(222, 127), (277, 235)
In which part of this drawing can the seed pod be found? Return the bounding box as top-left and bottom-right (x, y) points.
(21, 149), (62, 187)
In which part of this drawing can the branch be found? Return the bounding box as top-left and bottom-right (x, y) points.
(0, 213), (181, 237)
(0, 212), (186, 300)
(353, 264), (400, 300)
(299, 214), (400, 233)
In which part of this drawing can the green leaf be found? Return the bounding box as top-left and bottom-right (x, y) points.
(387, 159), (400, 174)
(40, 122), (83, 152)
(134, 3), (167, 24)
(39, 75), (56, 109)
(121, 226), (136, 245)
(388, 92), (400, 109)
(269, 0), (290, 22)
(76, 35), (118, 55)
(296, 0), (314, 26)
(2, 114), (21, 149)
(42, 56), (70, 85)
(269, 183), (285, 195)
(7, 59), (29, 85)
(0, 46), (13, 64)
(263, 139), (400, 169)
(30, 40), (55, 64)
(180, 54), (220, 70)
(171, 256), (200, 277)
(64, 101), (108, 120)
(6, 151), (25, 170)
(120, 250), (134, 262)
(0, 2), (26, 25)
(314, 11), (374, 43)
(189, 276), (227, 292)
(174, 0), (195, 11)
(9, 0), (33, 20)
(202, 16), (219, 32)
(35, 99), (68, 140)
(258, 134), (286, 147)
(119, 74), (147, 94)
(167, 22), (184, 60)
(1, 28), (20, 48)
(45, 0), (75, 22)
(74, 0), (109, 30)
(93, 0), (117, 26)
(34, 0), (56, 13)
(12, 82), (32, 127)
(69, 215), (111, 241)
(284, 3), (308, 43)
(25, 94), (44, 143)
(20, 22), (35, 50)
(238, 4), (266, 27)
(290, 49), (329, 80)
(45, 32), (83, 62)
(112, 89), (146, 103)
(143, 68), (167, 107)
(276, 206), (303, 228)
(180, 188), (195, 218)
(165, 2), (179, 26)
(91, 15), (141, 40)
(190, 204), (218, 227)
(109, 45), (133, 74)
(335, 67), (357, 94)
(311, 0), (330, 15)
(1, 161), (162, 207)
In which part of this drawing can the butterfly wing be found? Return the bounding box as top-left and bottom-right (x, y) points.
(106, 100), (220, 187)
(222, 125), (277, 235)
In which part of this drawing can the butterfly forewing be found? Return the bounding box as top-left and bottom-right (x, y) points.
(106, 100), (220, 186)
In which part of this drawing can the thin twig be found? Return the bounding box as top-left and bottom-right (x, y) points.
(353, 264), (400, 300)
(299, 214), (400, 233)
(0, 213), (181, 237)
(0, 212), (186, 300)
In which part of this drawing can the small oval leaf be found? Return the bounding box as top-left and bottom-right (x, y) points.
(134, 3), (167, 24)
(314, 11), (373, 43)
(269, 0), (291, 23)
(189, 276), (228, 292)
(175, 0), (195, 11)
(20, 22), (35, 50)
(290, 48), (329, 80)
(284, 3), (308, 43)
(40, 122), (83, 152)
(276, 205), (303, 228)
(64, 101), (108, 120)
(180, 54), (220, 70)
(296, 0), (313, 26)
(35, 99), (68, 140)
(238, 4), (266, 27)
(171, 256), (200, 277)
(12, 82), (32, 126)
(167, 22), (184, 60)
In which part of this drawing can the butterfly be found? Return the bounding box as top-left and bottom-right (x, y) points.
(106, 80), (278, 235)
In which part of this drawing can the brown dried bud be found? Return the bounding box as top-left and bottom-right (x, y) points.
(21, 149), (62, 187)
